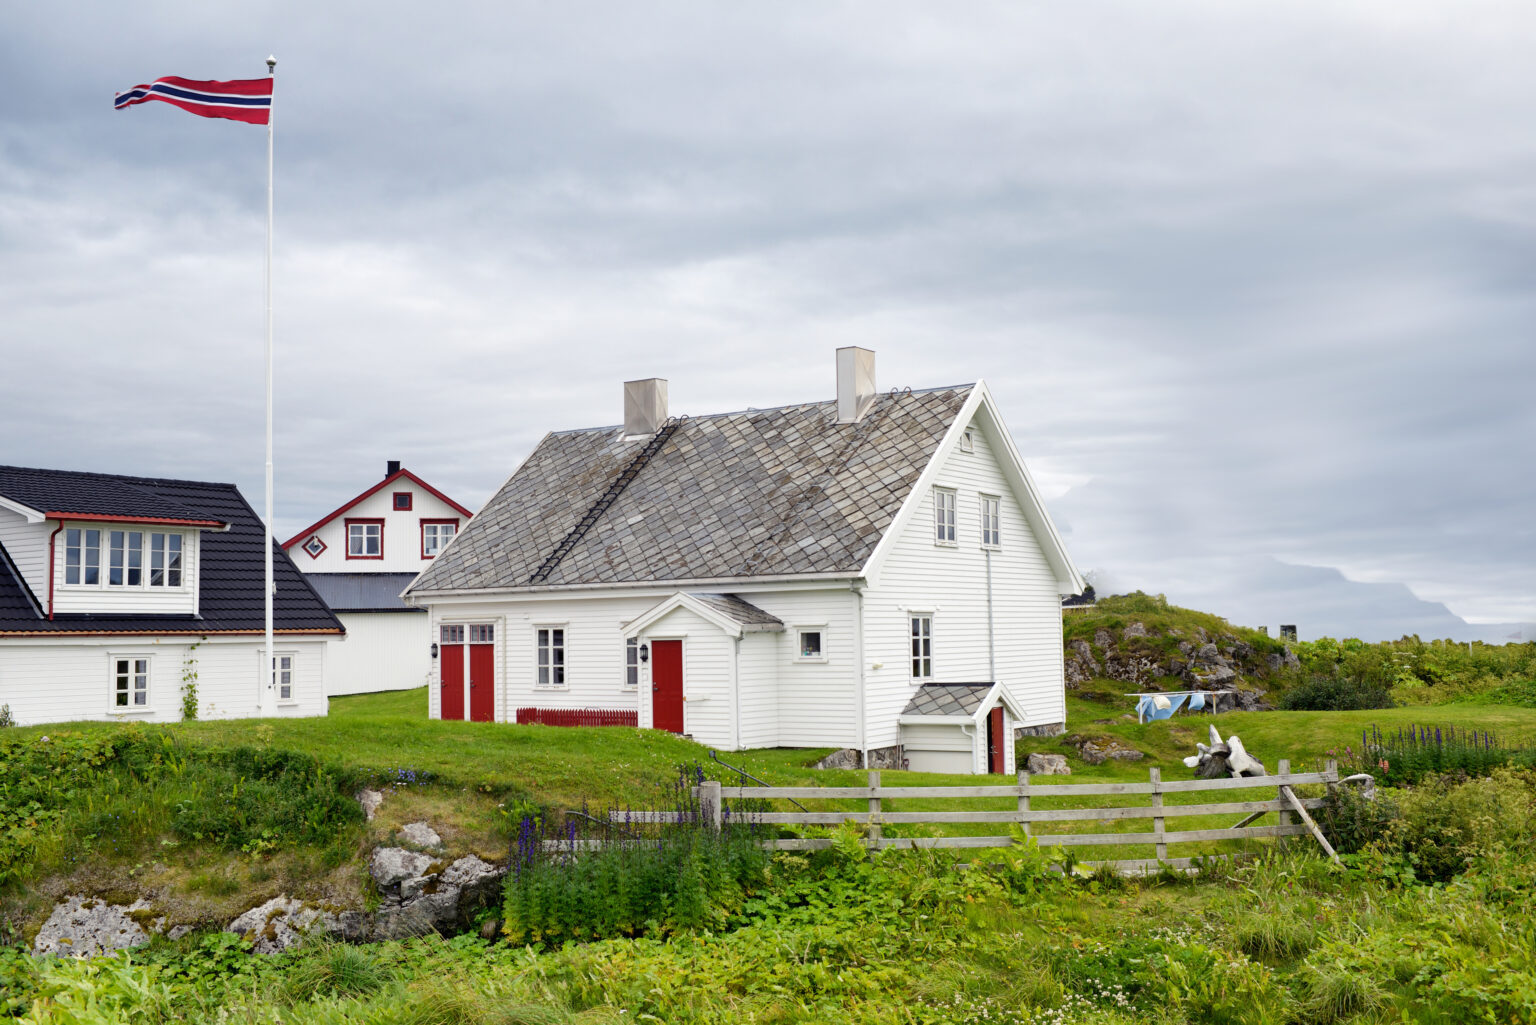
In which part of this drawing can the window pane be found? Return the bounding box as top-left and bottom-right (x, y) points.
(127, 533), (142, 585)
(800, 632), (822, 657)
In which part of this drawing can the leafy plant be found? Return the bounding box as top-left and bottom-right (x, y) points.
(1280, 673), (1394, 711)
(180, 637), (204, 721)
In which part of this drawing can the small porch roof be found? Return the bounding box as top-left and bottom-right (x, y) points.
(623, 591), (785, 640)
(898, 681), (1027, 727)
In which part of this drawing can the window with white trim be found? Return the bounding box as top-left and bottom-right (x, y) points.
(112, 656), (149, 709)
(934, 488), (957, 545)
(272, 654), (295, 702)
(796, 628), (826, 662)
(422, 521), (457, 558)
(536, 627), (566, 687)
(910, 615), (933, 680)
(66, 528), (185, 589)
(469, 624), (494, 644)
(441, 624), (464, 644)
(347, 520), (382, 558)
(959, 429), (975, 453)
(65, 528), (101, 585)
(625, 637), (640, 688)
(980, 495), (1001, 548)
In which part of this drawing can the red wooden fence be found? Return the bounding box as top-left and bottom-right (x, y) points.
(515, 707), (638, 727)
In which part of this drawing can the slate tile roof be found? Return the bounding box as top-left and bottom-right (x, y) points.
(689, 593), (784, 631)
(0, 466), (342, 635)
(411, 385), (972, 593)
(900, 682), (995, 718)
(305, 573), (422, 613)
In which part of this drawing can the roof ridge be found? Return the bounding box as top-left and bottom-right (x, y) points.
(0, 463), (237, 491)
(547, 383), (975, 437)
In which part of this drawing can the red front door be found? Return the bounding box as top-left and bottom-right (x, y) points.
(440, 640), (465, 721)
(651, 640), (684, 734)
(469, 643), (495, 722)
(987, 706), (1006, 774)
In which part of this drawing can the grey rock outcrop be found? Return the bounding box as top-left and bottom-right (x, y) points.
(1123, 622), (1149, 639)
(1066, 735), (1144, 766)
(33, 896), (161, 958)
(372, 852), (506, 941)
(227, 897), (368, 954)
(370, 847), (435, 888)
(1025, 753), (1071, 775)
(399, 821), (444, 851)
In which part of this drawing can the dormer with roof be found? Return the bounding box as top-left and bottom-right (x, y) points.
(405, 349), (1083, 774)
(0, 465), (342, 725)
(282, 462), (473, 696)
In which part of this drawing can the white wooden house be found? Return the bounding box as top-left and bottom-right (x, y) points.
(404, 349), (1083, 773)
(0, 465), (342, 726)
(282, 462), (472, 696)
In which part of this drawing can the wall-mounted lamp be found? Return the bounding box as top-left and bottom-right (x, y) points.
(639, 642), (649, 663)
(431, 643), (439, 660)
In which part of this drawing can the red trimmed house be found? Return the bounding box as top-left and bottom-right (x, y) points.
(282, 462), (472, 696)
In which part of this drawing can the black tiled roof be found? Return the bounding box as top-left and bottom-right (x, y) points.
(305, 573), (422, 613)
(0, 464), (224, 524)
(410, 386), (972, 593)
(0, 466), (342, 635)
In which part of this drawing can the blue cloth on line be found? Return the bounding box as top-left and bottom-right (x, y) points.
(1188, 692), (1205, 712)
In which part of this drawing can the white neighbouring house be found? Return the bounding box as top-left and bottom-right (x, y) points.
(282, 462), (473, 696)
(0, 465), (343, 726)
(404, 349), (1084, 774)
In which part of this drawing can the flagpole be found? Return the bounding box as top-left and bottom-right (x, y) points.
(262, 55), (276, 716)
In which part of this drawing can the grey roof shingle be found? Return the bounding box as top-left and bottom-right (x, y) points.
(900, 683), (995, 718)
(688, 593), (783, 631)
(305, 573), (422, 613)
(410, 385), (972, 593)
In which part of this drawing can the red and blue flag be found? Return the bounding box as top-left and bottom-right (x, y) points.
(114, 76), (272, 124)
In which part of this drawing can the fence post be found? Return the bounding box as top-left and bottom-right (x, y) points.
(867, 769), (882, 847)
(1149, 767), (1166, 863)
(1276, 758), (1291, 848)
(701, 779), (722, 832)
(1017, 769), (1031, 838)
(1324, 758), (1338, 799)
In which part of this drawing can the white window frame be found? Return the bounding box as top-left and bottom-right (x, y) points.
(271, 652), (297, 704)
(64, 526), (188, 591)
(980, 494), (1002, 549)
(959, 429), (975, 453)
(624, 636), (640, 689)
(109, 653), (151, 712)
(794, 625), (828, 663)
(535, 624), (568, 689)
(909, 613), (934, 682)
(933, 488), (957, 546)
(346, 519), (383, 559)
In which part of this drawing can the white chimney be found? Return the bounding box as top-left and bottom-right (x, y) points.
(835, 347), (877, 424)
(624, 378), (669, 436)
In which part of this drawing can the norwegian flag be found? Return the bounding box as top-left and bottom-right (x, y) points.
(114, 76), (272, 125)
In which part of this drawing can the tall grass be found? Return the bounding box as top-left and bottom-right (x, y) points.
(1346, 723), (1536, 785)
(502, 768), (771, 945)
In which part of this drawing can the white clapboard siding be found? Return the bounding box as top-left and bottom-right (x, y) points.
(735, 630), (779, 748)
(750, 588), (859, 749)
(0, 636), (329, 726)
(290, 486), (466, 574)
(328, 611), (431, 695)
(636, 604), (735, 749)
(0, 509), (48, 604)
(49, 523), (201, 617)
(864, 421), (1066, 750)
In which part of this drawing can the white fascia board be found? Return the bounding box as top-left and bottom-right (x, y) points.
(973, 680), (1030, 725)
(0, 495), (46, 523)
(968, 381), (1085, 596)
(898, 714), (978, 726)
(859, 385), (987, 588)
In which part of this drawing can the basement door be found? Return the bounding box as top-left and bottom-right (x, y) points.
(986, 705), (1006, 774)
(440, 625), (465, 720)
(651, 639), (684, 734)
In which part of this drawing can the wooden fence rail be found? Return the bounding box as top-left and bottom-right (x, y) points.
(611, 759), (1341, 871)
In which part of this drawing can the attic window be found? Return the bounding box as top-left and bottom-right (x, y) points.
(393, 492), (413, 511)
(301, 535), (326, 559)
(959, 430), (975, 453)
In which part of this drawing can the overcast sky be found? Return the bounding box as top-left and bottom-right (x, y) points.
(3, 2), (1533, 642)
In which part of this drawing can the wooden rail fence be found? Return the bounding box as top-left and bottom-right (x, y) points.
(614, 759), (1340, 873)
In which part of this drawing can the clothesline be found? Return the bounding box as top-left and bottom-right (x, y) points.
(1123, 689), (1237, 724)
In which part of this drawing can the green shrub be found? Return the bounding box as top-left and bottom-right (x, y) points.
(1280, 673), (1394, 711)
(1348, 723), (1536, 785)
(1319, 783), (1399, 855)
(1384, 768), (1536, 883)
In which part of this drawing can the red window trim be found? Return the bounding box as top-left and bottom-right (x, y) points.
(420, 518), (460, 559)
(280, 468), (474, 550)
(300, 534), (328, 560)
(392, 491), (413, 511)
(344, 518), (385, 560)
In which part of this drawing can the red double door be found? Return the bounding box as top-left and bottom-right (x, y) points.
(650, 639), (684, 734)
(440, 625), (495, 722)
